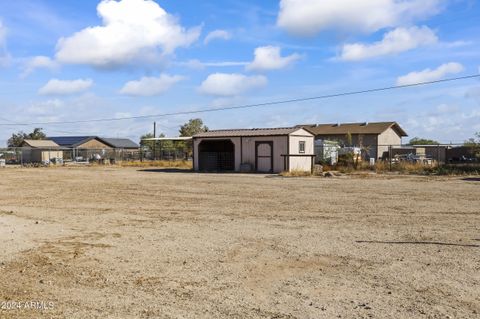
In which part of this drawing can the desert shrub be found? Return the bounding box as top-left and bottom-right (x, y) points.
(120, 160), (192, 169)
(374, 161), (479, 175)
(280, 170), (312, 177)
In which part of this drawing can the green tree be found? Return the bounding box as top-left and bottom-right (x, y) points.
(408, 137), (440, 145)
(28, 128), (47, 140)
(140, 133), (173, 150)
(140, 133), (155, 151)
(464, 132), (480, 159)
(179, 118), (208, 137)
(178, 119), (208, 157)
(7, 128), (46, 147)
(464, 132), (480, 146)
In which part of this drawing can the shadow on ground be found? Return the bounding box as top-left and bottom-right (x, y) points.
(356, 240), (479, 248)
(461, 177), (480, 182)
(138, 168), (193, 174)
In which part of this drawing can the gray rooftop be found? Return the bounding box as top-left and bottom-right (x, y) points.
(193, 127), (309, 138)
(102, 138), (139, 149)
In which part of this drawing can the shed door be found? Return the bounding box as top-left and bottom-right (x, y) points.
(256, 142), (273, 173)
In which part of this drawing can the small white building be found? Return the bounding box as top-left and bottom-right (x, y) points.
(21, 139), (63, 164)
(192, 127), (314, 173)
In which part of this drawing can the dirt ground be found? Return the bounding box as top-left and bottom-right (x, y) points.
(0, 167), (479, 319)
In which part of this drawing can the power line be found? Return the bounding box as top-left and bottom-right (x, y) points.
(0, 74), (479, 127)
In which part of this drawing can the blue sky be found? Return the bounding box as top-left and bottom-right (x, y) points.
(0, 0), (479, 145)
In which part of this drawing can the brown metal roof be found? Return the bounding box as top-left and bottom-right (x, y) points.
(301, 122), (408, 137)
(194, 127), (310, 138)
(22, 139), (60, 148)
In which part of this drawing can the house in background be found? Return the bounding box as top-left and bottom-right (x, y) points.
(21, 139), (63, 164)
(101, 138), (140, 159)
(193, 127), (315, 173)
(48, 136), (139, 161)
(101, 138), (139, 151)
(300, 122), (408, 160)
(49, 136), (138, 150)
(49, 136), (113, 149)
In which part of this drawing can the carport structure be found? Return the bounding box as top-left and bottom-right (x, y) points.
(193, 127), (314, 173)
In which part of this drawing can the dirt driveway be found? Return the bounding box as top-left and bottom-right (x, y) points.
(0, 167), (479, 318)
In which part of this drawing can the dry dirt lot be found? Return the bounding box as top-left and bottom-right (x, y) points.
(0, 167), (479, 319)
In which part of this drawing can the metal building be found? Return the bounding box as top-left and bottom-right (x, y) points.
(192, 127), (315, 173)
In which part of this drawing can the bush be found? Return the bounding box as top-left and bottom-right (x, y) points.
(120, 160), (192, 169)
(280, 170), (312, 177)
(330, 160), (480, 176)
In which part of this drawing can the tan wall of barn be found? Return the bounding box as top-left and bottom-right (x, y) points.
(241, 136), (288, 173)
(37, 150), (63, 162)
(77, 139), (112, 149)
(194, 130), (314, 173)
(378, 128), (402, 159)
(21, 149), (63, 163)
(194, 135), (289, 173)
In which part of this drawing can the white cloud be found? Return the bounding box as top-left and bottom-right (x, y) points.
(204, 29), (231, 45)
(119, 74), (184, 96)
(39, 78), (93, 95)
(339, 26), (437, 61)
(203, 61), (249, 67)
(198, 73), (267, 96)
(277, 0), (442, 36)
(0, 20), (6, 46)
(246, 46), (301, 71)
(405, 103), (478, 137)
(25, 99), (64, 115)
(21, 56), (59, 78)
(0, 20), (11, 66)
(396, 62), (464, 86)
(177, 59), (249, 70)
(55, 0), (201, 68)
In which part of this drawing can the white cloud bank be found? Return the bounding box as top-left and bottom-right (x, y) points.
(277, 0), (442, 36)
(21, 56), (59, 78)
(339, 26), (437, 61)
(119, 74), (184, 96)
(204, 29), (231, 44)
(177, 59), (248, 70)
(0, 20), (6, 47)
(396, 62), (464, 86)
(0, 20), (11, 66)
(246, 46), (301, 71)
(55, 0), (201, 68)
(39, 79), (93, 95)
(198, 73), (267, 96)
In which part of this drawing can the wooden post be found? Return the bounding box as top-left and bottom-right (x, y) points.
(389, 145), (392, 171)
(437, 144), (440, 166)
(153, 122), (156, 161)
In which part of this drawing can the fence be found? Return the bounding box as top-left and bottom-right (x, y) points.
(315, 143), (480, 169)
(1, 143), (478, 170)
(0, 147), (191, 166)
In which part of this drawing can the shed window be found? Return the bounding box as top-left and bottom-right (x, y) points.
(299, 141), (306, 153)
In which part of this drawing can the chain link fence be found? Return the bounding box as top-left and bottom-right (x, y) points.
(315, 142), (480, 170)
(1, 143), (478, 172)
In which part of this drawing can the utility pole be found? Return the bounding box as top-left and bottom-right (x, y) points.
(153, 122), (156, 160)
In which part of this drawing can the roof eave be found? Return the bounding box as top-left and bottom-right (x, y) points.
(390, 123), (408, 137)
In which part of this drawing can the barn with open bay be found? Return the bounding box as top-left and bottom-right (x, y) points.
(192, 127), (314, 173)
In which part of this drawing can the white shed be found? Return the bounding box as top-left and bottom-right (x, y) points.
(192, 127), (314, 173)
(21, 139), (63, 164)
